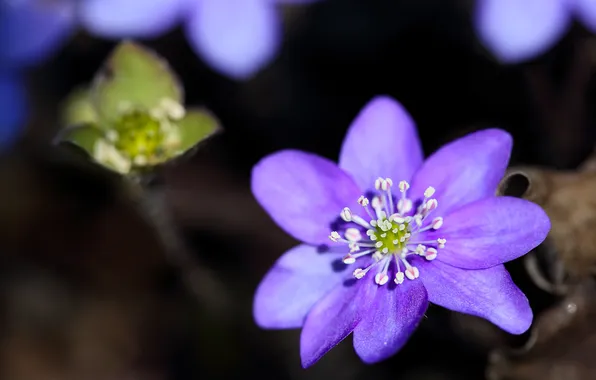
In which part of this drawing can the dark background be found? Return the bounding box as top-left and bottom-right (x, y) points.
(2, 0), (596, 379)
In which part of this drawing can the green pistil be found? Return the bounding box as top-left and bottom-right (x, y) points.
(371, 218), (410, 253)
(113, 110), (166, 161)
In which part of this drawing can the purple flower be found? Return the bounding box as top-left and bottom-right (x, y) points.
(475, 0), (596, 63)
(251, 96), (550, 367)
(1, 0), (319, 79)
(0, 70), (26, 146)
(0, 0), (76, 67)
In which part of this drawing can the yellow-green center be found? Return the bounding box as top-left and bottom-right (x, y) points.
(113, 111), (166, 160)
(371, 218), (411, 253)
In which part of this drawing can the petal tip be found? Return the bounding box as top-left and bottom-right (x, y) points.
(503, 303), (533, 335)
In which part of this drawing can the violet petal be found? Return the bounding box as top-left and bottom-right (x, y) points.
(253, 244), (348, 329)
(409, 129), (512, 217)
(79, 0), (184, 38)
(185, 0), (281, 80)
(573, 0), (596, 32)
(422, 196), (550, 269)
(417, 260), (533, 334)
(251, 149), (360, 245)
(300, 278), (375, 368)
(0, 71), (26, 146)
(0, 0), (75, 66)
(339, 96), (423, 191)
(353, 279), (427, 364)
(475, 0), (571, 63)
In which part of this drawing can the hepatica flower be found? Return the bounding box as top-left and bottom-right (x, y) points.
(0, 70), (26, 147)
(1, 0), (320, 79)
(475, 0), (596, 63)
(252, 96), (551, 367)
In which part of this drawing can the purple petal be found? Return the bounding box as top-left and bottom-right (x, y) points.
(251, 150), (360, 245)
(409, 129), (512, 217)
(0, 0), (75, 66)
(254, 244), (348, 329)
(353, 280), (427, 364)
(185, 0), (281, 80)
(573, 0), (596, 32)
(0, 71), (26, 146)
(300, 278), (375, 368)
(475, 0), (571, 63)
(79, 0), (184, 38)
(417, 260), (533, 334)
(423, 196), (550, 269)
(339, 96), (423, 191)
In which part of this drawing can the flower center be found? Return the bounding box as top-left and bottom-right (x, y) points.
(329, 178), (446, 286)
(113, 111), (166, 161)
(94, 98), (185, 173)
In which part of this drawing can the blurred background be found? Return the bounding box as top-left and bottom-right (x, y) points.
(2, 0), (596, 379)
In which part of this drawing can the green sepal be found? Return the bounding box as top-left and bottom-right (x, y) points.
(60, 86), (98, 128)
(176, 108), (221, 154)
(55, 123), (104, 154)
(91, 41), (183, 125)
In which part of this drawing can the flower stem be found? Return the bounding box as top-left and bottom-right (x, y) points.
(131, 173), (229, 315)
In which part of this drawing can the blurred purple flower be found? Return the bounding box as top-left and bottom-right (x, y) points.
(0, 0), (76, 67)
(475, 0), (596, 63)
(1, 0), (318, 78)
(0, 70), (26, 147)
(251, 96), (550, 367)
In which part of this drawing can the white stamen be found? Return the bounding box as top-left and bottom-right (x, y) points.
(405, 266), (420, 280)
(397, 198), (413, 214)
(329, 231), (341, 242)
(350, 215), (372, 229)
(398, 180), (410, 193)
(375, 272), (389, 285)
(353, 268), (367, 279)
(374, 177), (384, 190)
(343, 254), (356, 264)
(425, 198), (438, 211)
(340, 207), (352, 222)
(372, 251), (383, 261)
(345, 228), (362, 241)
(358, 196), (369, 206)
(371, 196), (385, 219)
(437, 238), (446, 248)
(415, 244), (426, 255)
(432, 217), (443, 229)
(424, 186), (436, 198)
(424, 248), (438, 261)
(394, 271), (405, 284)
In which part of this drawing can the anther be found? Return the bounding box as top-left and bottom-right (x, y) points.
(398, 198), (413, 213)
(374, 177), (385, 190)
(425, 199), (438, 211)
(405, 266), (420, 280)
(353, 268), (366, 279)
(340, 207), (352, 222)
(432, 217), (443, 229)
(437, 238), (446, 248)
(424, 186), (436, 198)
(345, 228), (362, 241)
(343, 254), (356, 264)
(329, 231), (341, 242)
(424, 247), (437, 260)
(358, 196), (369, 206)
(394, 271), (405, 284)
(375, 272), (389, 285)
(398, 180), (410, 193)
(415, 244), (426, 255)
